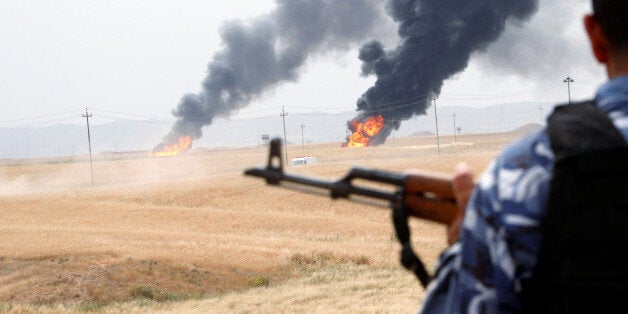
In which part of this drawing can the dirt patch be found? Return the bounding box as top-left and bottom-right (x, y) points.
(290, 252), (371, 267)
(0, 253), (284, 306)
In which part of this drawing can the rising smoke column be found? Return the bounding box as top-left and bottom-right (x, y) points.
(351, 0), (539, 145)
(153, 0), (387, 151)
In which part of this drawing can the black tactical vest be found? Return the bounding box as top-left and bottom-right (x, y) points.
(523, 101), (628, 313)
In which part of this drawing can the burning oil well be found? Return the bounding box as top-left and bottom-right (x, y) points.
(343, 0), (539, 147)
(150, 0), (539, 155)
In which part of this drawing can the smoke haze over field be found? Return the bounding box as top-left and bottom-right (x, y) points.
(155, 0), (544, 149)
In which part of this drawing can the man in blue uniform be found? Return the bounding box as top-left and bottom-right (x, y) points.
(421, 1), (628, 312)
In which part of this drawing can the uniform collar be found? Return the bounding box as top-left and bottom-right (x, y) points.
(595, 75), (628, 110)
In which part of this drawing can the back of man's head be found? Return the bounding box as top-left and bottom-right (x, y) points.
(593, 0), (628, 52)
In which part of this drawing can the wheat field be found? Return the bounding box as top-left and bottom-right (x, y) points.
(0, 132), (524, 313)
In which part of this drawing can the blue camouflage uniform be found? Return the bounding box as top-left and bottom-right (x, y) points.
(420, 75), (628, 314)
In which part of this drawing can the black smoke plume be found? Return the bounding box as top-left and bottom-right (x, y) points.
(350, 0), (539, 146)
(152, 0), (387, 151)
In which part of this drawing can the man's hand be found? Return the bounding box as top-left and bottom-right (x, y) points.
(448, 162), (475, 245)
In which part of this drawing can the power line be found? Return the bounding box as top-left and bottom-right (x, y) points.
(88, 107), (174, 119)
(281, 86), (553, 113)
(572, 81), (599, 88)
(0, 83), (570, 131)
(290, 112), (355, 116)
(288, 100), (423, 116)
(93, 114), (175, 124)
(0, 116), (79, 130)
(290, 88), (557, 116)
(440, 86), (555, 99)
(0, 108), (82, 123)
(230, 105), (284, 116)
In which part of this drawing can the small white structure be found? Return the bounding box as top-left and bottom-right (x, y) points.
(291, 156), (317, 166)
(261, 134), (270, 146)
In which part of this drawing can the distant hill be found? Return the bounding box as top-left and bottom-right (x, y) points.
(408, 131), (434, 137)
(0, 102), (556, 159)
(512, 123), (543, 134)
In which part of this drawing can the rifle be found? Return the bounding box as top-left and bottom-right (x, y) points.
(243, 139), (458, 288)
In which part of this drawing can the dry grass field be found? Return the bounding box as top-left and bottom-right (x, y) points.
(0, 132), (527, 313)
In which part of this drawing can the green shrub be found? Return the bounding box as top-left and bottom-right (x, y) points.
(130, 284), (154, 299)
(77, 301), (105, 312)
(247, 276), (270, 287)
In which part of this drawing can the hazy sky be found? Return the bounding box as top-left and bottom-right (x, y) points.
(0, 0), (603, 129)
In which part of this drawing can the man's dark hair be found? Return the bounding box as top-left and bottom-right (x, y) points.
(593, 0), (628, 51)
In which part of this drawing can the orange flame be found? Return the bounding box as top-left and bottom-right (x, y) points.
(148, 135), (193, 157)
(343, 115), (384, 147)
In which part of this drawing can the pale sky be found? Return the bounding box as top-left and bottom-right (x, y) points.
(0, 0), (603, 129)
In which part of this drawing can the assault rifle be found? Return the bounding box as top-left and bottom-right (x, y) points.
(244, 139), (458, 288)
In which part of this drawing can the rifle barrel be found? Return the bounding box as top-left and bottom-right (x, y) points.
(244, 167), (401, 204)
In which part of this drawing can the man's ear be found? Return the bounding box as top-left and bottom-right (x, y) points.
(584, 14), (609, 64)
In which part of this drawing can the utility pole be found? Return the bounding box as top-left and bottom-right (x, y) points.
(452, 112), (457, 144)
(539, 105), (543, 125)
(390, 117), (400, 146)
(300, 123), (305, 150)
(563, 76), (574, 104)
(82, 108), (94, 186)
(433, 96), (440, 154)
(280, 106), (288, 163)
(500, 106), (504, 133)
